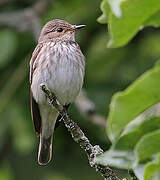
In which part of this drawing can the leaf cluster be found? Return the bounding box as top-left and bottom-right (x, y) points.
(96, 1), (160, 179)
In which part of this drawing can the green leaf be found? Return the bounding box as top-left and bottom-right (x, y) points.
(98, 0), (160, 47)
(134, 164), (145, 180)
(95, 149), (134, 169)
(115, 116), (160, 151)
(133, 154), (160, 180)
(107, 63), (160, 142)
(96, 109), (160, 172)
(109, 0), (160, 47)
(144, 11), (160, 27)
(107, 0), (123, 18)
(95, 106), (160, 174)
(135, 129), (160, 163)
(144, 154), (160, 180)
(97, 0), (110, 23)
(114, 102), (160, 150)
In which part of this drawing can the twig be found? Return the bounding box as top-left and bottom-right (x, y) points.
(40, 84), (122, 180)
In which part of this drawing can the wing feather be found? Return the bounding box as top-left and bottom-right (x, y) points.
(30, 44), (43, 136)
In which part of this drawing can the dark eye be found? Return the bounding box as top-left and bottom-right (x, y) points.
(57, 28), (63, 32)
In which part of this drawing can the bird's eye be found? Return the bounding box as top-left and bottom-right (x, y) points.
(57, 28), (63, 32)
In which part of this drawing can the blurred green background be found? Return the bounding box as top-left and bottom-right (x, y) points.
(0, 0), (160, 179)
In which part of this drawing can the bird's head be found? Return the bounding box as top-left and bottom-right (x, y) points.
(38, 19), (85, 43)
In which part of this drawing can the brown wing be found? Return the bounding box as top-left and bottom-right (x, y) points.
(30, 44), (43, 136)
(30, 91), (41, 136)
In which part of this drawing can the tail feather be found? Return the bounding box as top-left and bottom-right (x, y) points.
(38, 135), (52, 165)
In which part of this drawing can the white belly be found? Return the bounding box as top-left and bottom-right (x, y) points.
(31, 42), (85, 105)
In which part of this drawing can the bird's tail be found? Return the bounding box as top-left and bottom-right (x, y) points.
(38, 135), (53, 165)
(38, 104), (59, 165)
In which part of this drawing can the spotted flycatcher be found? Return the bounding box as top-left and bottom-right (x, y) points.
(29, 19), (85, 165)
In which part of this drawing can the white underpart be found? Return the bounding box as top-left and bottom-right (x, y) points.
(31, 41), (85, 138)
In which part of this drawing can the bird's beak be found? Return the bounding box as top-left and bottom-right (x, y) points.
(74, 25), (86, 30)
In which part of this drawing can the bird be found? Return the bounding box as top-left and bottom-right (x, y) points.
(29, 19), (85, 165)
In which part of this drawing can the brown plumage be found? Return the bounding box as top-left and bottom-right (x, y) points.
(29, 19), (85, 165)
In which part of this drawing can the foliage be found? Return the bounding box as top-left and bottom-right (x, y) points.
(98, 0), (160, 48)
(96, 0), (160, 179)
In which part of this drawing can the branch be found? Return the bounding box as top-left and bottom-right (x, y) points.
(0, 0), (52, 40)
(0, 0), (15, 6)
(40, 84), (124, 180)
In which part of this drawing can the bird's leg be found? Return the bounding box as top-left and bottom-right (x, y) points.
(40, 84), (64, 112)
(40, 84), (56, 104)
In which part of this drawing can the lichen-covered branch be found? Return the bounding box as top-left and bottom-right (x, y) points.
(40, 84), (122, 180)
